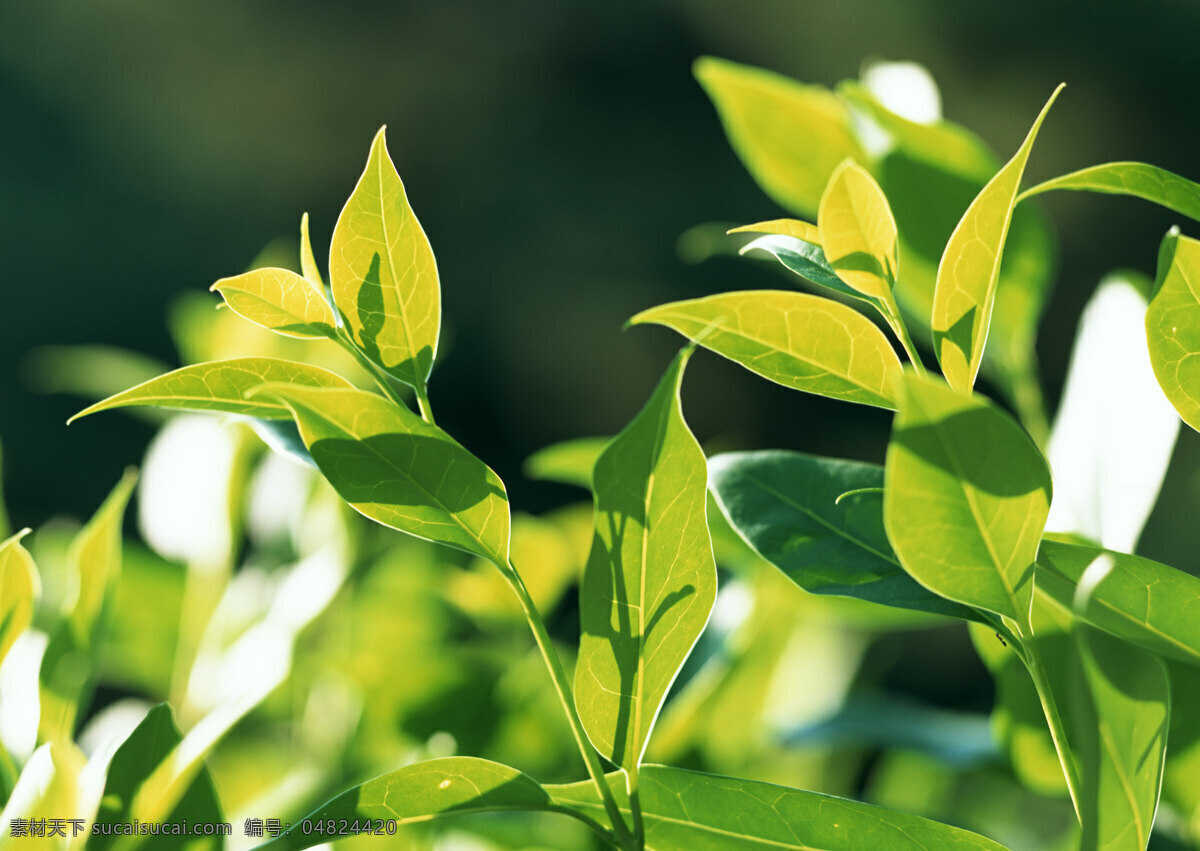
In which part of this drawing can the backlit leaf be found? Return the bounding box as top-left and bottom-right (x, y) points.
(694, 57), (865, 216)
(884, 373), (1050, 623)
(708, 450), (981, 622)
(1020, 161), (1200, 223)
(548, 765), (1011, 850)
(299, 211), (325, 289)
(818, 159), (899, 302)
(576, 350), (716, 770)
(0, 530), (38, 669)
(738, 235), (876, 305)
(630, 291), (902, 409)
(1145, 228), (1200, 431)
(728, 218), (821, 245)
(931, 85), (1063, 392)
(330, 126), (440, 389)
(523, 436), (609, 489)
(211, 267), (336, 339)
(253, 384), (510, 564)
(68, 358), (355, 423)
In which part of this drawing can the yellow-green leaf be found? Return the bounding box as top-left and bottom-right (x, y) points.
(1020, 161), (1200, 223)
(728, 218), (821, 245)
(576, 350), (716, 770)
(694, 57), (865, 216)
(630, 291), (903, 409)
(931, 85), (1063, 392)
(211, 267), (337, 339)
(1145, 228), (1200, 431)
(69, 358), (355, 423)
(330, 126), (440, 389)
(818, 159), (899, 301)
(299, 211), (325, 289)
(0, 530), (37, 669)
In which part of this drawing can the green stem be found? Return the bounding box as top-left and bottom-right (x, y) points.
(1023, 637), (1083, 821)
(626, 768), (646, 850)
(414, 382), (436, 426)
(332, 329), (409, 410)
(881, 299), (927, 377)
(503, 560), (636, 849)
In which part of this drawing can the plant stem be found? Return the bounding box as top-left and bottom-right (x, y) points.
(626, 768), (646, 850)
(503, 560), (636, 849)
(1023, 638), (1083, 821)
(332, 330), (409, 410)
(414, 382), (436, 426)
(878, 296), (926, 377)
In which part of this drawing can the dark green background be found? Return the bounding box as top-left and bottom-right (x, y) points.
(2, 0), (1198, 572)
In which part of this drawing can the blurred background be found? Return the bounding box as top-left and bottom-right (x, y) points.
(2, 2), (1200, 847)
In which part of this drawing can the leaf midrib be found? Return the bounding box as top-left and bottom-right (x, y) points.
(373, 144), (420, 384)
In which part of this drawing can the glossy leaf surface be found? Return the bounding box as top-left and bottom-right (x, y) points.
(931, 86), (1062, 391)
(884, 374), (1050, 622)
(255, 384), (510, 564)
(818, 159), (899, 301)
(1021, 161), (1200, 223)
(576, 350), (716, 769)
(631, 291), (902, 409)
(739, 235), (875, 305)
(330, 126), (440, 388)
(709, 450), (979, 622)
(211, 267), (336, 339)
(0, 531), (37, 669)
(1145, 228), (1200, 431)
(69, 358), (354, 423)
(548, 765), (1011, 850)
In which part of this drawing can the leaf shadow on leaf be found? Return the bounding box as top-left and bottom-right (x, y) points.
(931, 306), (976, 377)
(345, 251), (435, 384)
(830, 249), (890, 283)
(308, 434), (506, 511)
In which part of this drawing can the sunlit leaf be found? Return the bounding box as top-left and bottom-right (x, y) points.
(728, 218), (822, 245)
(1045, 275), (1178, 551)
(1145, 228), (1200, 431)
(1020, 161), (1200, 223)
(548, 765), (1012, 850)
(931, 85), (1063, 392)
(68, 358), (355, 423)
(694, 57), (865, 216)
(299, 211), (325, 289)
(0, 531), (38, 669)
(523, 437), (609, 489)
(884, 373), (1050, 623)
(90, 704), (223, 851)
(39, 470), (137, 743)
(709, 450), (981, 622)
(818, 159), (899, 302)
(1036, 538), (1200, 666)
(211, 267), (336, 339)
(253, 384), (510, 564)
(330, 125), (440, 389)
(576, 350), (716, 770)
(630, 291), (902, 409)
(0, 742), (86, 849)
(738, 235), (876, 305)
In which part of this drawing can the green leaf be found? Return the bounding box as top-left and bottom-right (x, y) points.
(1145, 228), (1200, 431)
(0, 742), (87, 846)
(738, 235), (878, 305)
(709, 450), (981, 622)
(694, 57), (866, 216)
(523, 436), (609, 489)
(299, 211), (325, 289)
(68, 358), (355, 423)
(931, 85), (1063, 392)
(548, 765), (1012, 850)
(884, 373), (1050, 623)
(1020, 161), (1200, 223)
(330, 125), (440, 389)
(728, 218), (822, 245)
(253, 384), (510, 564)
(256, 757), (593, 851)
(90, 704), (223, 851)
(576, 350), (717, 770)
(630, 291), (903, 410)
(818, 159), (899, 302)
(0, 530), (38, 669)
(39, 470), (137, 742)
(211, 267), (337, 339)
(1036, 538), (1200, 666)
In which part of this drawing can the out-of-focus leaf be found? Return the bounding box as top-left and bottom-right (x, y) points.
(1145, 228), (1200, 431)
(818, 160), (899, 302)
(68, 358), (354, 423)
(576, 350), (716, 770)
(329, 126), (440, 389)
(211, 267), (337, 339)
(22, 346), (171, 421)
(90, 704), (223, 851)
(884, 374), (1050, 624)
(1020, 162), (1200, 222)
(694, 57), (865, 216)
(630, 291), (902, 409)
(1045, 275), (1178, 551)
(523, 437), (609, 489)
(0, 742), (86, 850)
(299, 212), (325, 289)
(104, 546), (183, 697)
(931, 86), (1062, 392)
(0, 531), (38, 669)
(728, 218), (821, 244)
(254, 384), (510, 564)
(548, 765), (1012, 850)
(709, 450), (980, 622)
(39, 471), (137, 743)
(738, 235), (876, 305)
